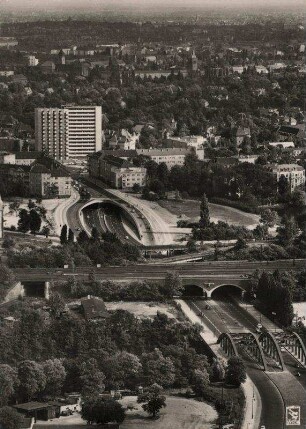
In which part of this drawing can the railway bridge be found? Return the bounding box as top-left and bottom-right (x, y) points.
(181, 277), (252, 299)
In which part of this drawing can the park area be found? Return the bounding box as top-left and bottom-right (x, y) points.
(158, 199), (259, 229)
(34, 396), (218, 429)
(119, 395), (218, 429)
(106, 301), (180, 320)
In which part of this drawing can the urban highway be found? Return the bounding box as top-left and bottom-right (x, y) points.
(83, 204), (141, 246)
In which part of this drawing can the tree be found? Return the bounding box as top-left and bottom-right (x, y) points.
(278, 175), (290, 197)
(81, 398), (125, 425)
(60, 224), (68, 245)
(234, 237), (247, 251)
(18, 360), (46, 401)
(0, 365), (19, 406)
(104, 352), (142, 389)
(260, 208), (278, 227)
(68, 228), (74, 243)
(48, 292), (66, 317)
(276, 215), (298, 246)
(41, 226), (50, 238)
(28, 199), (35, 209)
(0, 264), (15, 287)
(29, 209), (42, 235)
(2, 236), (15, 249)
(0, 407), (23, 429)
(77, 230), (89, 243)
(211, 358), (226, 382)
(186, 239), (197, 253)
(290, 189), (306, 209)
(162, 272), (183, 297)
(137, 383), (166, 418)
(9, 201), (19, 215)
(225, 357), (246, 387)
(80, 358), (105, 399)
(132, 183), (141, 193)
(17, 209), (30, 233)
(191, 368), (209, 396)
(43, 359), (66, 398)
(199, 193), (210, 228)
(142, 349), (175, 387)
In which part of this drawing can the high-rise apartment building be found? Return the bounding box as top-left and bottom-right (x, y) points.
(35, 106), (102, 160)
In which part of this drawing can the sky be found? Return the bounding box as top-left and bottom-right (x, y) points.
(1, 0), (305, 10)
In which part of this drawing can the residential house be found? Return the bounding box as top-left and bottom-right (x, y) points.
(81, 295), (109, 321)
(29, 158), (72, 197)
(13, 402), (61, 422)
(136, 147), (193, 168)
(41, 61), (56, 74)
(235, 127), (251, 146)
(98, 155), (146, 189)
(12, 74), (28, 85)
(269, 163), (305, 192)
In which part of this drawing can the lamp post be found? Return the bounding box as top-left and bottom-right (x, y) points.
(272, 311), (277, 333)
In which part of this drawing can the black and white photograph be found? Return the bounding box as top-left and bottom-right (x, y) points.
(0, 0), (305, 428)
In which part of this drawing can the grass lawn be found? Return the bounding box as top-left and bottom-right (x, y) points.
(106, 302), (180, 320)
(159, 199), (259, 229)
(119, 395), (217, 429)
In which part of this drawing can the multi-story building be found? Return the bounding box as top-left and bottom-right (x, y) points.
(0, 152), (16, 164)
(28, 55), (39, 66)
(108, 129), (138, 151)
(136, 147), (192, 168)
(29, 156), (72, 197)
(270, 164), (305, 192)
(35, 106), (102, 160)
(99, 155), (146, 189)
(0, 37), (18, 48)
(0, 70), (14, 77)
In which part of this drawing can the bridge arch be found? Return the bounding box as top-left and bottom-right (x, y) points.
(209, 283), (245, 299)
(275, 331), (306, 368)
(80, 199), (142, 241)
(259, 331), (285, 371)
(217, 333), (239, 358)
(236, 332), (268, 371)
(182, 284), (207, 298)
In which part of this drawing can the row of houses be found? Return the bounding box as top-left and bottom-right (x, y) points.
(88, 146), (201, 189)
(0, 152), (72, 197)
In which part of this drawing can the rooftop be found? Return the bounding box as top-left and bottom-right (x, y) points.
(81, 296), (109, 320)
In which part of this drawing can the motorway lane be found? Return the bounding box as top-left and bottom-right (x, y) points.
(246, 364), (285, 429)
(103, 207), (141, 246)
(66, 201), (85, 236)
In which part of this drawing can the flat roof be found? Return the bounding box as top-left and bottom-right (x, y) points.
(14, 402), (56, 411)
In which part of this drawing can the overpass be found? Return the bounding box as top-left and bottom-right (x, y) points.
(13, 259), (304, 299)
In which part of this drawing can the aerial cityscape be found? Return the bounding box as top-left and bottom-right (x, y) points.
(0, 1), (305, 428)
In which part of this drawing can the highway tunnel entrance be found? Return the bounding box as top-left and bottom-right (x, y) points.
(82, 202), (141, 242)
(182, 284), (207, 298)
(22, 281), (46, 298)
(210, 285), (244, 299)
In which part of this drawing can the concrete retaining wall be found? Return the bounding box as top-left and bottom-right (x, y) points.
(4, 281), (25, 302)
